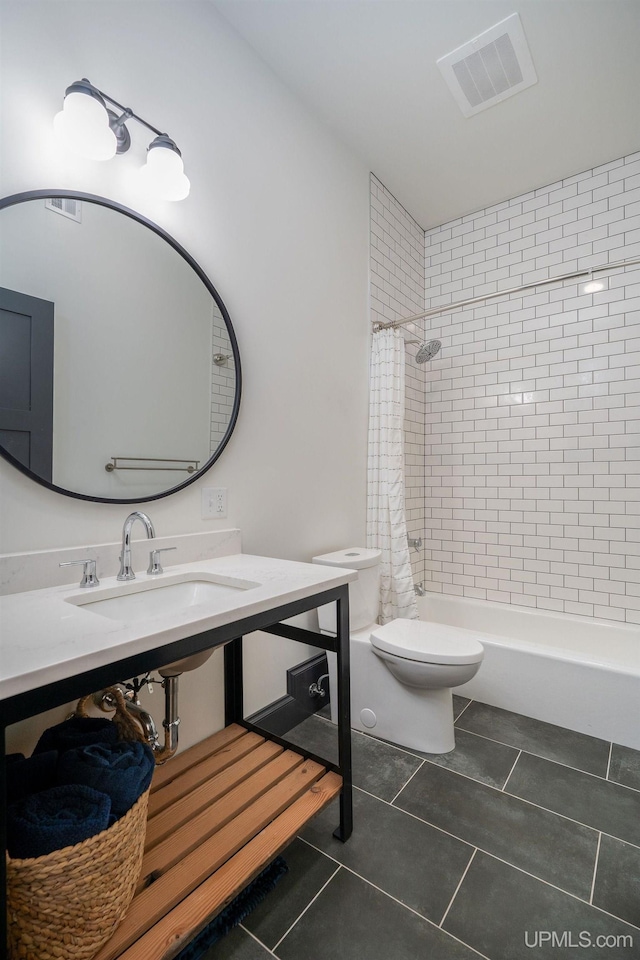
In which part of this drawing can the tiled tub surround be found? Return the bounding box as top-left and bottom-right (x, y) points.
(206, 699), (640, 960)
(416, 592), (640, 750)
(421, 152), (640, 625)
(370, 155), (640, 625)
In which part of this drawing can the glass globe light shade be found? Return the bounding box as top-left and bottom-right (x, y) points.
(53, 89), (117, 161)
(138, 139), (191, 201)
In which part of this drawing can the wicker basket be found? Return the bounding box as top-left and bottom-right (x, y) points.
(7, 787), (149, 960)
(6, 690), (152, 960)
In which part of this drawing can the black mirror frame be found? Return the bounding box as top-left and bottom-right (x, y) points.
(0, 189), (241, 504)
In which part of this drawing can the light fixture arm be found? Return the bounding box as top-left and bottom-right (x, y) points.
(108, 107), (133, 154)
(95, 87), (165, 139)
(110, 107), (133, 130)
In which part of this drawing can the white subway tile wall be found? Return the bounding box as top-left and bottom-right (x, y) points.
(370, 175), (426, 588)
(423, 153), (640, 624)
(370, 154), (640, 625)
(210, 312), (236, 454)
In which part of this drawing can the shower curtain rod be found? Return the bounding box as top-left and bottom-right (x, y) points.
(371, 255), (640, 333)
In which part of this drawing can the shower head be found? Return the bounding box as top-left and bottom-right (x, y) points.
(415, 339), (442, 363)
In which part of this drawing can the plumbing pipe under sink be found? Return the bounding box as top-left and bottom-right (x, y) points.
(94, 677), (180, 764)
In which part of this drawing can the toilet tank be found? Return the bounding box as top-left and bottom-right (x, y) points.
(312, 547), (381, 633)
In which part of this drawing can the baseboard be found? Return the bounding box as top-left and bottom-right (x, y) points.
(246, 694), (311, 737)
(246, 653), (330, 737)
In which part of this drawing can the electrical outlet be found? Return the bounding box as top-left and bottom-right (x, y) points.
(201, 487), (227, 519)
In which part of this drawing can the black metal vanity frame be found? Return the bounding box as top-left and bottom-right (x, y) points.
(0, 583), (351, 959)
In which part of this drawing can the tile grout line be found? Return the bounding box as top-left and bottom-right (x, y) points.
(300, 830), (640, 936)
(353, 778), (640, 859)
(399, 751), (604, 834)
(350, 783), (479, 848)
(454, 698), (474, 722)
(501, 749), (522, 791)
(605, 740), (613, 781)
(589, 832), (602, 906)
(298, 810), (640, 933)
(271, 864), (342, 954)
(298, 719), (640, 853)
(291, 718), (640, 939)
(298, 838), (491, 960)
(438, 847), (478, 929)
(454, 723), (624, 786)
(380, 785), (640, 920)
(442, 735), (640, 796)
(389, 757), (426, 805)
(238, 924), (279, 957)
(500, 782), (640, 850)
(393, 739), (640, 842)
(307, 712), (640, 795)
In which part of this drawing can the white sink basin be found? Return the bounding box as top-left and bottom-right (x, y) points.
(74, 579), (247, 622)
(65, 573), (261, 675)
(66, 573), (260, 623)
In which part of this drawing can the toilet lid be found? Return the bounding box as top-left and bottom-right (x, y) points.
(370, 619), (485, 665)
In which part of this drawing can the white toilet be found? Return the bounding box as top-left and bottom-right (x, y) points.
(312, 547), (485, 754)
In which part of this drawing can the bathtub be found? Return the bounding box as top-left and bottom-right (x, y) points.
(415, 593), (640, 751)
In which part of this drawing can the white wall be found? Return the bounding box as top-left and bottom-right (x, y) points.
(0, 1), (370, 747)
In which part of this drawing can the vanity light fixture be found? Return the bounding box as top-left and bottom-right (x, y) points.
(53, 79), (190, 201)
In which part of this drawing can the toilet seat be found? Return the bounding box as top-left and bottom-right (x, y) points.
(370, 619), (484, 665)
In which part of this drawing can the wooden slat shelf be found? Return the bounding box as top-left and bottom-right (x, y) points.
(94, 724), (342, 960)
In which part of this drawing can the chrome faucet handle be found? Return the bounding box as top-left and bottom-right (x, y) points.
(147, 547), (177, 576)
(117, 510), (156, 581)
(59, 558), (100, 588)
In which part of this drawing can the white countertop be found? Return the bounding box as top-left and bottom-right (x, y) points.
(0, 554), (356, 702)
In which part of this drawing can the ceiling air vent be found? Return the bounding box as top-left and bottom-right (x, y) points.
(437, 13), (537, 118)
(45, 197), (82, 223)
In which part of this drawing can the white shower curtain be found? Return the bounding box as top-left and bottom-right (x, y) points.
(367, 328), (419, 624)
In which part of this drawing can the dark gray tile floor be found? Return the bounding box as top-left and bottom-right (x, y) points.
(206, 700), (640, 960)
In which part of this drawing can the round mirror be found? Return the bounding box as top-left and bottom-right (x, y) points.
(0, 191), (241, 502)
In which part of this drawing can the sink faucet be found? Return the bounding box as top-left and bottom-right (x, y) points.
(117, 511), (156, 581)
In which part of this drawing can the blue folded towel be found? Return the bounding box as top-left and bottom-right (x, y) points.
(57, 740), (155, 818)
(33, 716), (118, 755)
(7, 784), (112, 859)
(5, 750), (58, 806)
